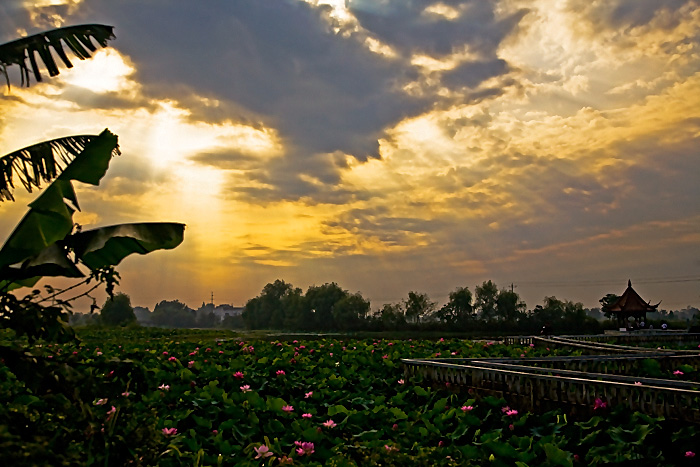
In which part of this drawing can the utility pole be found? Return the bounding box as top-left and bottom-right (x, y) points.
(510, 283), (517, 293)
(210, 291), (214, 305)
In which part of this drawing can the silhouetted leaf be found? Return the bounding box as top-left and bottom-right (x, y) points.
(0, 24), (114, 88)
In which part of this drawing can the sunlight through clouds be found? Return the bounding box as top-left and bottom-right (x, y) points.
(2, 0), (699, 309)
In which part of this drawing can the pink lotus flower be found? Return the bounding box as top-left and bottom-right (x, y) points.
(506, 409), (518, 416)
(240, 385), (251, 393)
(634, 382), (642, 386)
(302, 413), (313, 419)
(461, 405), (474, 412)
(295, 441), (314, 456)
(188, 361), (195, 368)
(397, 379), (405, 385)
(106, 406), (116, 420)
(322, 419), (337, 428)
(392, 423), (399, 430)
(95, 398), (108, 406)
(282, 405), (294, 412)
(162, 351), (168, 355)
(162, 427), (177, 436)
(593, 398), (607, 410)
(685, 451), (695, 457)
(673, 370), (684, 375)
(278, 456), (293, 465)
(121, 391), (130, 397)
(382, 354), (389, 359)
(501, 406), (510, 413)
(158, 384), (170, 391)
(305, 391), (313, 398)
(254, 445), (273, 459)
(384, 444), (398, 453)
(276, 369), (286, 376)
(168, 356), (177, 362)
(233, 371), (244, 379)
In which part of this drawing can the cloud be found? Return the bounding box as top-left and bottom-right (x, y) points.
(348, 0), (529, 58)
(574, 0), (698, 31)
(18, 0), (532, 203)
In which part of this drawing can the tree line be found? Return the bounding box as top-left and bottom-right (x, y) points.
(79, 278), (699, 334)
(240, 279), (604, 334)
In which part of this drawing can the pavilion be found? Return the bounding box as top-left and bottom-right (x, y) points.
(603, 280), (660, 330)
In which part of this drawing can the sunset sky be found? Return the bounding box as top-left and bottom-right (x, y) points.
(1, 0), (699, 312)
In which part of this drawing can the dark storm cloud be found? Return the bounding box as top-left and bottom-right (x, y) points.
(442, 59), (510, 89)
(9, 0), (528, 203)
(348, 0), (529, 57)
(64, 0), (423, 159)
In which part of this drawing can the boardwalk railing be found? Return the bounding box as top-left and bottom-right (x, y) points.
(402, 335), (700, 422)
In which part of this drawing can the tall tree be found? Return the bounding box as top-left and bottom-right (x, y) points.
(475, 280), (499, 322)
(305, 282), (348, 330)
(377, 302), (406, 329)
(599, 293), (620, 319)
(332, 292), (370, 330)
(436, 286), (474, 325)
(242, 279), (299, 329)
(404, 291), (435, 324)
(100, 292), (136, 327)
(496, 289), (526, 323)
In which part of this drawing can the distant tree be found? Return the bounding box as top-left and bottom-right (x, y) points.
(377, 302), (406, 329)
(221, 313), (244, 329)
(305, 282), (348, 330)
(242, 279), (295, 329)
(404, 291), (435, 324)
(333, 292), (371, 330)
(531, 296), (566, 325)
(475, 280), (499, 322)
(496, 289), (526, 323)
(281, 287), (309, 330)
(436, 287), (474, 326)
(599, 293), (620, 319)
(100, 293), (137, 327)
(151, 299), (195, 328)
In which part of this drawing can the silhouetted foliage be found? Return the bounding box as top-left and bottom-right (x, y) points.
(151, 300), (195, 328)
(100, 292), (137, 327)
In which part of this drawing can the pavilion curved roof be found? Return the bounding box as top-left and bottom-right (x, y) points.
(605, 280), (660, 314)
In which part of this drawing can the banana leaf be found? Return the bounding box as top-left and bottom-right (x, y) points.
(0, 24), (114, 87)
(0, 129), (118, 274)
(0, 223), (185, 290)
(68, 222), (185, 270)
(0, 135), (114, 202)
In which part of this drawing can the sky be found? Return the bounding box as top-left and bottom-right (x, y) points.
(1, 0), (699, 312)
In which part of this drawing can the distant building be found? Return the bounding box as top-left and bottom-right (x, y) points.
(603, 280), (660, 329)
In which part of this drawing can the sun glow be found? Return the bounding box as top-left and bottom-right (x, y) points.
(60, 48), (136, 93)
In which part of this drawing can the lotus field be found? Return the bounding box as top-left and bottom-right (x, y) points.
(2, 329), (699, 466)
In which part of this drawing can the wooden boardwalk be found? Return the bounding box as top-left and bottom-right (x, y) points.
(402, 334), (700, 422)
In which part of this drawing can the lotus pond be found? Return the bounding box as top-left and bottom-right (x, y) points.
(1, 328), (698, 466)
